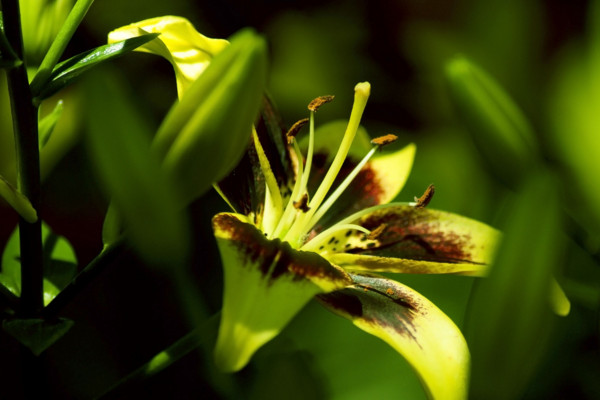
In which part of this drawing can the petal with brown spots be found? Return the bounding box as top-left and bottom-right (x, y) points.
(317, 273), (469, 400)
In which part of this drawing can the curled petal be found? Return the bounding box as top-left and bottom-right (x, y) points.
(318, 274), (469, 400)
(317, 205), (499, 276)
(108, 16), (229, 96)
(212, 213), (350, 372)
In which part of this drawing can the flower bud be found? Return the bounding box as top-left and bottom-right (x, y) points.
(155, 28), (268, 206)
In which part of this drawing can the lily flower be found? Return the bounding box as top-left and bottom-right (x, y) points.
(212, 82), (499, 400)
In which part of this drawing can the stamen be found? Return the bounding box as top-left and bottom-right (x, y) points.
(301, 224), (371, 252)
(304, 145), (378, 232)
(308, 95), (334, 112)
(370, 134), (398, 147)
(293, 194), (310, 212)
(286, 118), (309, 144)
(366, 223), (387, 240)
(415, 184), (435, 208)
(284, 82), (371, 246)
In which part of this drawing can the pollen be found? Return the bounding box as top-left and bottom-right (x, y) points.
(308, 95), (335, 112)
(293, 193), (310, 212)
(386, 288), (394, 296)
(371, 134), (398, 147)
(415, 184), (435, 208)
(286, 118), (309, 143)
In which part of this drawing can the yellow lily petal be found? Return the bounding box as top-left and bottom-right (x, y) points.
(108, 16), (229, 97)
(317, 205), (499, 276)
(212, 212), (350, 372)
(318, 273), (469, 400)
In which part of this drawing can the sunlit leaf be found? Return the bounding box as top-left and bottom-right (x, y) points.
(0, 174), (37, 223)
(38, 99), (63, 149)
(35, 33), (159, 101)
(0, 222), (77, 306)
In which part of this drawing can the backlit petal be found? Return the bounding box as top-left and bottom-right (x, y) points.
(108, 16), (228, 96)
(212, 212), (350, 372)
(318, 273), (469, 400)
(317, 205), (499, 276)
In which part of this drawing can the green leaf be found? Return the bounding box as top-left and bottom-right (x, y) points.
(318, 273), (470, 400)
(3, 317), (74, 355)
(34, 33), (159, 101)
(445, 56), (539, 187)
(0, 174), (38, 223)
(0, 222), (78, 306)
(84, 68), (189, 265)
(38, 99), (64, 149)
(466, 171), (563, 399)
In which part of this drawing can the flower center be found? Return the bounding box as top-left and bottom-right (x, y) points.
(259, 81), (398, 251)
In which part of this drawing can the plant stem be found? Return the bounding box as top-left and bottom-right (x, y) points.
(42, 242), (123, 318)
(1, 0), (45, 397)
(1, 0), (43, 319)
(29, 0), (95, 95)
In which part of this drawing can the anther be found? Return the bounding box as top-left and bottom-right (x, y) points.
(415, 184), (435, 208)
(286, 118), (309, 144)
(371, 134), (398, 147)
(308, 95), (335, 112)
(367, 223), (387, 240)
(293, 193), (311, 212)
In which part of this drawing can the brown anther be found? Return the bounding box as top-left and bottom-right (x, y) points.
(370, 134), (398, 147)
(293, 193), (311, 212)
(367, 223), (387, 240)
(286, 118), (309, 144)
(308, 95), (335, 112)
(415, 184), (435, 208)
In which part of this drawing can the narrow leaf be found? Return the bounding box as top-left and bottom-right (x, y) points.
(466, 171), (563, 399)
(35, 33), (159, 101)
(38, 100), (64, 148)
(0, 174), (38, 223)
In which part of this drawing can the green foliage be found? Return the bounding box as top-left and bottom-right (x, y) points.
(0, 222), (77, 306)
(466, 172), (564, 400)
(84, 68), (190, 265)
(445, 57), (539, 187)
(34, 33), (159, 101)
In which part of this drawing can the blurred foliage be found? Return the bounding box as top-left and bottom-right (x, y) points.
(1, 0), (599, 399)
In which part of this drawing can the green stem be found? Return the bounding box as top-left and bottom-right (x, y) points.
(96, 313), (241, 400)
(1, 0), (43, 319)
(29, 0), (95, 95)
(1, 0), (45, 397)
(42, 242), (123, 318)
